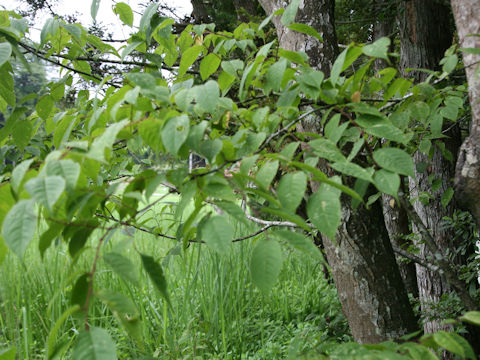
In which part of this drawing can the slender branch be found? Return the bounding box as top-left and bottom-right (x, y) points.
(392, 246), (441, 273)
(398, 193), (478, 310)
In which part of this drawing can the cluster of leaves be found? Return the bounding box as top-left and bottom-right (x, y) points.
(0, 1), (479, 358)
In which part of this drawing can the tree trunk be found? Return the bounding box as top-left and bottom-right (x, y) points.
(232, 0), (258, 21)
(259, 0), (418, 343)
(374, 0), (418, 298)
(190, 0), (210, 23)
(399, 0), (453, 82)
(399, 0), (464, 337)
(451, 1), (480, 228)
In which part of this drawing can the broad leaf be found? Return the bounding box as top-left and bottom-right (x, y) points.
(460, 311), (480, 326)
(373, 169), (400, 197)
(275, 230), (324, 261)
(25, 176), (65, 213)
(199, 216), (233, 256)
(307, 182), (341, 241)
(281, 0), (300, 26)
(287, 23), (322, 42)
(140, 254), (170, 305)
(179, 46), (203, 76)
(200, 53), (221, 80)
(45, 160), (80, 191)
(103, 252), (139, 285)
(10, 158), (34, 195)
(373, 148), (415, 178)
(114, 2), (133, 26)
(90, 0), (101, 21)
(277, 172), (307, 212)
(0, 42), (12, 68)
(161, 114), (190, 156)
(2, 200), (37, 258)
(36, 95), (54, 120)
(72, 327), (117, 360)
(71, 273), (90, 307)
(0, 347), (16, 360)
(256, 160), (279, 190)
(362, 37), (390, 60)
(250, 238), (283, 293)
(88, 120), (128, 163)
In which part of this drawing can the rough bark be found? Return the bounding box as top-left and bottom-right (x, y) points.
(374, 0), (418, 298)
(232, 0), (258, 21)
(398, 0), (463, 337)
(259, 0), (418, 343)
(398, 0), (453, 81)
(451, 0), (480, 228)
(190, 0), (210, 23)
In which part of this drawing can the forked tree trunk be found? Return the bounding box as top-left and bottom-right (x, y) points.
(259, 0), (418, 343)
(398, 0), (463, 336)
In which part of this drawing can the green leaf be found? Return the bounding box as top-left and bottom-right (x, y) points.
(460, 311), (480, 326)
(140, 254), (170, 306)
(103, 252), (139, 285)
(331, 161), (373, 182)
(139, 2), (159, 32)
(10, 158), (34, 195)
(199, 216), (233, 256)
(330, 47), (347, 85)
(362, 37), (390, 60)
(250, 238), (283, 293)
(365, 123), (410, 144)
(265, 58), (287, 93)
(46, 305), (80, 359)
(161, 114), (190, 156)
(0, 42), (12, 68)
(200, 53), (221, 80)
(275, 230), (324, 261)
(309, 138), (346, 162)
(2, 200), (37, 258)
(179, 45), (203, 76)
(307, 182), (341, 241)
(281, 0), (300, 26)
(441, 187), (454, 208)
(199, 139), (222, 164)
(256, 160), (279, 190)
(90, 0), (101, 21)
(277, 172), (307, 212)
(432, 331), (465, 358)
(25, 176), (65, 213)
(287, 23), (322, 41)
(399, 343), (439, 360)
(114, 2), (133, 26)
(373, 148), (415, 178)
(88, 119), (128, 163)
(373, 169), (400, 197)
(71, 273), (89, 307)
(0, 347), (16, 360)
(45, 160), (80, 191)
(72, 327), (117, 360)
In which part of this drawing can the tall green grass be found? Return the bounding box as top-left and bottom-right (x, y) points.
(0, 195), (349, 359)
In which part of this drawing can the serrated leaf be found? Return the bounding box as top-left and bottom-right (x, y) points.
(140, 254), (170, 305)
(199, 216), (233, 256)
(281, 0), (300, 26)
(373, 169), (400, 197)
(250, 238), (283, 293)
(277, 172), (307, 212)
(45, 160), (80, 191)
(161, 114), (190, 156)
(114, 2), (133, 26)
(0, 42), (12, 68)
(256, 160), (279, 190)
(200, 53), (221, 80)
(72, 327), (117, 360)
(10, 158), (34, 195)
(362, 37), (390, 60)
(307, 182), (341, 241)
(103, 252), (139, 285)
(25, 176), (65, 212)
(373, 148), (415, 178)
(179, 45), (203, 76)
(275, 230), (324, 261)
(2, 200), (37, 258)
